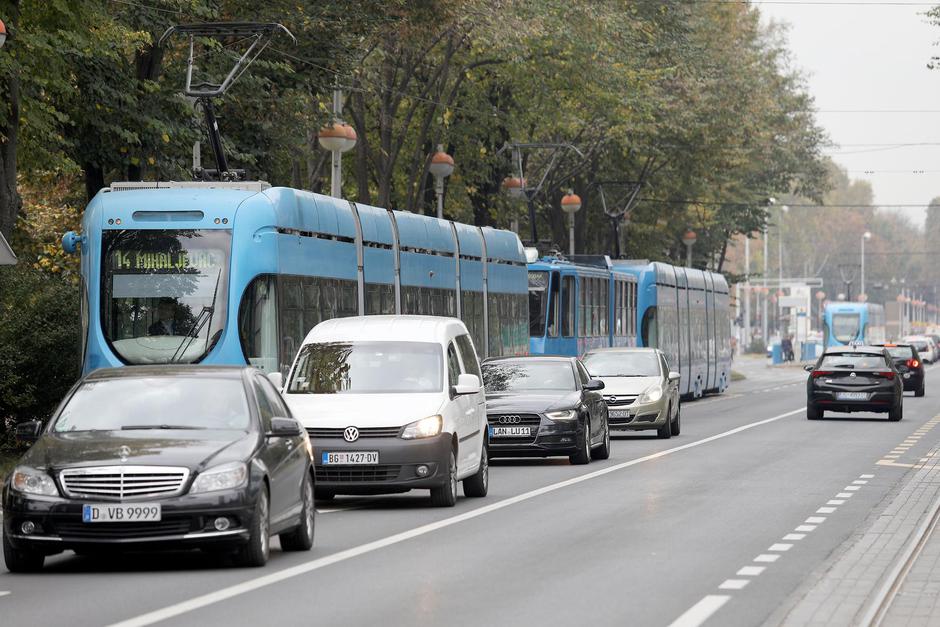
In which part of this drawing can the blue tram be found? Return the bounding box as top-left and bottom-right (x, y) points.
(68, 181), (528, 377)
(823, 302), (886, 347)
(527, 256), (732, 398)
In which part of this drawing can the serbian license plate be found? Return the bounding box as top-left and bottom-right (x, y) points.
(490, 426), (532, 438)
(836, 392), (869, 401)
(609, 409), (631, 418)
(82, 503), (161, 523)
(322, 451), (379, 465)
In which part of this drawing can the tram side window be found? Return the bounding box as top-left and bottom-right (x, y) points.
(461, 290), (485, 357)
(402, 286), (457, 317)
(238, 275), (278, 374)
(547, 272), (560, 337)
(488, 291), (528, 357)
(365, 283), (395, 315)
(562, 276), (575, 337)
(277, 275), (358, 375)
(600, 279), (609, 336)
(578, 278), (586, 337)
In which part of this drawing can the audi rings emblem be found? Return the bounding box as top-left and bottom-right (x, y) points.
(343, 426), (360, 442)
(499, 415), (522, 424)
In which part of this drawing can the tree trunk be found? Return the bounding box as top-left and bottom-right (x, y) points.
(0, 0), (21, 239)
(84, 165), (105, 203)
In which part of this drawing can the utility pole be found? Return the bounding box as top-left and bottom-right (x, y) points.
(744, 237), (751, 347)
(763, 227), (769, 343)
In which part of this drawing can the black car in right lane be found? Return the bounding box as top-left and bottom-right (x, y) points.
(873, 343), (925, 397)
(805, 346), (905, 421)
(482, 356), (610, 465)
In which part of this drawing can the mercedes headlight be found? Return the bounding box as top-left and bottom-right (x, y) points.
(639, 384), (664, 404)
(12, 467), (59, 496)
(545, 410), (578, 421)
(190, 462), (248, 494)
(401, 415), (443, 440)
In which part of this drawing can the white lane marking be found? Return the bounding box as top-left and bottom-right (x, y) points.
(817, 507), (837, 514)
(109, 408), (808, 627)
(837, 492), (853, 498)
(845, 486), (861, 491)
(783, 533), (806, 541)
(769, 543), (793, 552)
(755, 554), (781, 563)
(668, 595), (731, 627)
(860, 474), (875, 479)
(737, 566), (766, 576)
(719, 579), (750, 590)
(828, 500), (846, 505)
(795, 525), (817, 532)
(0, 591), (9, 598)
(852, 480), (868, 485)
(806, 516), (827, 524)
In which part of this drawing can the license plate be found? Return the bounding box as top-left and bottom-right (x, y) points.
(490, 426), (532, 437)
(322, 451), (379, 465)
(609, 409), (631, 418)
(82, 503), (161, 523)
(836, 392), (868, 401)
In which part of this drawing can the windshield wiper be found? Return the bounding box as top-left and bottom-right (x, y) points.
(170, 267), (223, 364)
(121, 424), (206, 430)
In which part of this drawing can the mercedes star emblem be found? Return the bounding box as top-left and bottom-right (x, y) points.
(343, 426), (360, 442)
(118, 445), (131, 462)
(850, 372), (857, 378)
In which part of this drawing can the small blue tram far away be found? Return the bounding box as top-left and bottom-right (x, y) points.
(822, 302), (886, 347)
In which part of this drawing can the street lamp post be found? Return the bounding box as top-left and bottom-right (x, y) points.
(0, 19), (7, 49)
(561, 190), (582, 256)
(815, 291), (826, 332)
(317, 88), (357, 198)
(860, 230), (872, 300)
(501, 177), (526, 234)
(682, 230), (697, 268)
(429, 145), (454, 219)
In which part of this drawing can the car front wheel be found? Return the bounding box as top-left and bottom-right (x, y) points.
(430, 450), (458, 507)
(570, 418), (592, 465)
(591, 419), (611, 460)
(235, 487), (270, 567)
(3, 532), (44, 573)
(280, 472), (315, 552)
(463, 443), (488, 497)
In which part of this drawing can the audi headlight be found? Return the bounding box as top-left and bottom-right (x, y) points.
(11, 466), (59, 497)
(639, 384), (664, 404)
(401, 415), (443, 440)
(189, 462), (248, 494)
(545, 410), (578, 421)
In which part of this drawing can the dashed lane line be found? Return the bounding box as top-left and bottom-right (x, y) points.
(107, 407), (807, 627)
(668, 595), (731, 627)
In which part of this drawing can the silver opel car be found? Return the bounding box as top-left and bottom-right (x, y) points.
(581, 347), (680, 439)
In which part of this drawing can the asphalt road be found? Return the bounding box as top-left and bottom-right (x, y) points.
(2, 360), (939, 627)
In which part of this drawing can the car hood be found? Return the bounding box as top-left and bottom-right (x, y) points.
(283, 393), (445, 428)
(594, 376), (660, 395)
(19, 430), (257, 472)
(485, 392), (580, 414)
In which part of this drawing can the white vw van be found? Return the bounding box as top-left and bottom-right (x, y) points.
(281, 316), (488, 507)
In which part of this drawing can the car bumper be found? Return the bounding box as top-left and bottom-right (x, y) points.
(605, 399), (668, 431)
(902, 371), (925, 391)
(2, 487), (254, 553)
(487, 419), (585, 457)
(809, 390), (899, 413)
(312, 433), (452, 494)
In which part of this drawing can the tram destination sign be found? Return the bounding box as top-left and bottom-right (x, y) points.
(110, 248), (224, 272)
(528, 271), (548, 291)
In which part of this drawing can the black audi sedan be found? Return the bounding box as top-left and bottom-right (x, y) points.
(2, 366), (314, 572)
(805, 346), (905, 421)
(481, 356), (609, 464)
(873, 343), (926, 397)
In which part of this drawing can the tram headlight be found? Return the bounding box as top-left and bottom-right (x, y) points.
(639, 384), (664, 404)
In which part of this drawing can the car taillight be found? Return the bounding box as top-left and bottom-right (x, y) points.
(811, 370), (833, 378)
(908, 359), (920, 368)
(874, 371), (895, 379)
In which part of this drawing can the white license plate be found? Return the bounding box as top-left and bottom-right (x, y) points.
(490, 426), (532, 437)
(836, 392), (868, 401)
(82, 503), (161, 523)
(609, 409), (631, 418)
(322, 451), (379, 465)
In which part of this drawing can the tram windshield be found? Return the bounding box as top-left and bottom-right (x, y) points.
(831, 313), (861, 344)
(101, 229), (230, 364)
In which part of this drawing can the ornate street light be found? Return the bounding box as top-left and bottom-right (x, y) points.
(0, 19), (7, 49)
(682, 230), (697, 268)
(318, 121), (357, 198)
(429, 145), (455, 220)
(561, 190), (582, 256)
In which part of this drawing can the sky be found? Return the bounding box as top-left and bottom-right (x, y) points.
(758, 0), (940, 227)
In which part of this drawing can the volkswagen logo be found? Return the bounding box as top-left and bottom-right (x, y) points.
(118, 445), (131, 463)
(499, 415), (522, 424)
(343, 426), (360, 442)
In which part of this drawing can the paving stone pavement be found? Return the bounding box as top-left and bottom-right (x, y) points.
(779, 446), (940, 626)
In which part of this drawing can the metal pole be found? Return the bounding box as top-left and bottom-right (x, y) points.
(435, 175), (444, 220)
(569, 213), (575, 256)
(778, 227), (783, 335)
(763, 227), (769, 343)
(330, 87), (343, 198)
(527, 193), (538, 244)
(686, 243), (693, 268)
(744, 237), (751, 346)
(860, 234), (866, 298)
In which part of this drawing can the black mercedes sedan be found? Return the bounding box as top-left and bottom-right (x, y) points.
(481, 356), (609, 464)
(805, 346), (906, 421)
(2, 366), (315, 572)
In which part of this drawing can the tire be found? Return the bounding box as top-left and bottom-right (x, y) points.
(916, 383), (926, 398)
(3, 530), (44, 573)
(235, 487), (270, 567)
(807, 404), (822, 420)
(430, 450), (458, 507)
(670, 402), (681, 437)
(314, 489), (335, 501)
(656, 410), (672, 439)
(463, 443), (489, 498)
(591, 419), (611, 460)
(570, 418), (592, 465)
(889, 401), (903, 422)
(280, 472), (315, 552)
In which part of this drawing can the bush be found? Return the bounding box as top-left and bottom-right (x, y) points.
(0, 265), (80, 451)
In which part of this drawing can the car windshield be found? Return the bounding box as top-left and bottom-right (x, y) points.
(101, 229), (231, 365)
(831, 313), (861, 343)
(53, 377), (250, 432)
(819, 354), (887, 370)
(582, 351), (661, 377)
(287, 341), (443, 394)
(482, 360), (577, 393)
(884, 346), (914, 359)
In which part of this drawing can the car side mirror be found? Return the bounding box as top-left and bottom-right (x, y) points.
(584, 379), (605, 391)
(452, 373), (482, 396)
(267, 371), (284, 391)
(804, 365), (814, 372)
(268, 417), (303, 437)
(15, 420), (42, 444)
(668, 372), (680, 382)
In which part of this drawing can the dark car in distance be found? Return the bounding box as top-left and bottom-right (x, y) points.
(805, 346), (905, 421)
(3, 366), (315, 572)
(873, 343), (925, 397)
(481, 356), (610, 464)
